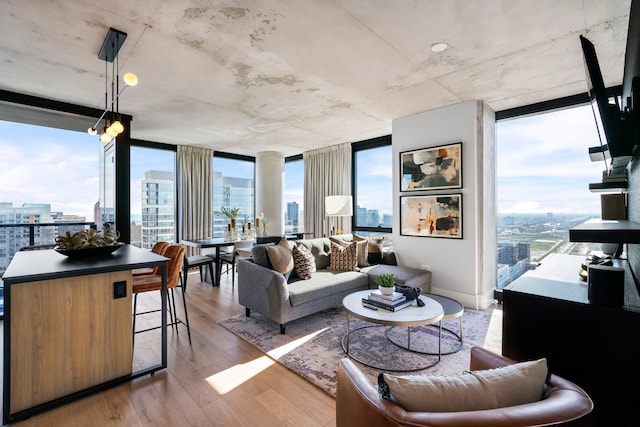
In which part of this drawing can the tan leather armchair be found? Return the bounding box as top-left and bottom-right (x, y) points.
(336, 347), (593, 427)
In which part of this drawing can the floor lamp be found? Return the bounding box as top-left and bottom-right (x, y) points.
(325, 195), (353, 235)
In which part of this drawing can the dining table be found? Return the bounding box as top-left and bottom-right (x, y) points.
(180, 237), (254, 285)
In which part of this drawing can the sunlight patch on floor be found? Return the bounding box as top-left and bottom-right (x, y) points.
(206, 356), (275, 394)
(205, 326), (330, 394)
(267, 327), (330, 359)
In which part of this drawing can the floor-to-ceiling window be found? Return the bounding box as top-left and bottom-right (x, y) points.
(212, 153), (255, 237)
(0, 120), (99, 273)
(352, 135), (392, 242)
(284, 155), (304, 234)
(496, 102), (610, 289)
(130, 142), (177, 249)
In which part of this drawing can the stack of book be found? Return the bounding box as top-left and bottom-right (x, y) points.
(362, 290), (413, 312)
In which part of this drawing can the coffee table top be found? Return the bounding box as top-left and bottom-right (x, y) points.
(342, 290), (444, 327)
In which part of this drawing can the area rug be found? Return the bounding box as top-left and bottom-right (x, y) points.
(219, 305), (495, 397)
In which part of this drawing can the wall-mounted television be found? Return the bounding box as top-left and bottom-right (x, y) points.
(580, 34), (634, 174)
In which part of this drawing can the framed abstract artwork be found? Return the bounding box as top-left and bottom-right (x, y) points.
(400, 194), (462, 239)
(400, 142), (462, 191)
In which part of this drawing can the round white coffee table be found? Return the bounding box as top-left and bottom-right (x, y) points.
(341, 290), (444, 371)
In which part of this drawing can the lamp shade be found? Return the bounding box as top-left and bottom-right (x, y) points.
(325, 195), (353, 216)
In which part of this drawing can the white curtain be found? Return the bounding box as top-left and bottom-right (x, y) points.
(303, 143), (352, 237)
(178, 145), (213, 254)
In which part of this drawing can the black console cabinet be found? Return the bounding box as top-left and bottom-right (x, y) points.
(502, 254), (640, 426)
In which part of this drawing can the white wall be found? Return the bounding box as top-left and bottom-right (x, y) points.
(392, 101), (496, 309)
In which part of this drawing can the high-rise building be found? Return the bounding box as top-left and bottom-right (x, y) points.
(382, 214), (393, 228)
(286, 201), (300, 233)
(212, 171), (254, 237)
(0, 203), (54, 272)
(141, 170), (176, 249)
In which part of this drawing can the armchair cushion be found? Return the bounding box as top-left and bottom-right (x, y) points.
(380, 357), (547, 412)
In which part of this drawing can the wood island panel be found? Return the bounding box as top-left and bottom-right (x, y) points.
(10, 270), (133, 413)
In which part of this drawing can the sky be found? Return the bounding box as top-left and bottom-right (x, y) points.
(496, 104), (604, 215)
(0, 103), (606, 222)
(0, 120), (100, 220)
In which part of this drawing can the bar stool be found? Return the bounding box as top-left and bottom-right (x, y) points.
(132, 244), (191, 345)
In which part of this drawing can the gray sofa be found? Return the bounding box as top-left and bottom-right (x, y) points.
(237, 235), (432, 333)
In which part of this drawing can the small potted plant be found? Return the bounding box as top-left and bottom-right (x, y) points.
(376, 273), (396, 295)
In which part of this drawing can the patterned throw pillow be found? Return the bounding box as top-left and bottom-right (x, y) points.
(266, 238), (294, 276)
(329, 241), (359, 271)
(332, 235), (369, 268)
(292, 243), (316, 280)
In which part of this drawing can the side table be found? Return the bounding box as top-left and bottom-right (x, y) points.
(387, 293), (464, 355)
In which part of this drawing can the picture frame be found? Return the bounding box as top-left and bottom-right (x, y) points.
(400, 142), (462, 191)
(400, 194), (462, 239)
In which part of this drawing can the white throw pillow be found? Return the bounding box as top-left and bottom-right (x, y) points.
(381, 358), (547, 412)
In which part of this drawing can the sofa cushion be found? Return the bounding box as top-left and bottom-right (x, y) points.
(361, 264), (431, 290)
(329, 241), (358, 272)
(252, 242), (275, 269)
(380, 358), (548, 412)
(292, 243), (316, 280)
(288, 270), (368, 306)
(295, 237), (332, 270)
(266, 238), (294, 276)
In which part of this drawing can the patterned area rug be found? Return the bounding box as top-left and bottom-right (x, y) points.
(219, 304), (496, 397)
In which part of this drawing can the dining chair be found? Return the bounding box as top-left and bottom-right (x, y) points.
(182, 250), (216, 291)
(220, 240), (254, 286)
(132, 241), (170, 276)
(132, 244), (191, 344)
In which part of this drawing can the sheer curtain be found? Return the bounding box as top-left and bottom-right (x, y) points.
(178, 145), (213, 253)
(303, 143), (351, 237)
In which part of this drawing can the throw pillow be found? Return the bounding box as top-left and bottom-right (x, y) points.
(266, 238), (294, 276)
(366, 236), (384, 265)
(329, 241), (358, 272)
(332, 236), (369, 268)
(292, 243), (316, 280)
(379, 358), (548, 412)
(352, 234), (370, 267)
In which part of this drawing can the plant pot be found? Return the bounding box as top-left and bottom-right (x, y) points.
(378, 285), (395, 295)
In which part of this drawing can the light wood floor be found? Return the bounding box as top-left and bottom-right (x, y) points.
(1, 271), (337, 427)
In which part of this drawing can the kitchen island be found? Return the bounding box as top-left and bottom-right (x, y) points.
(2, 244), (168, 423)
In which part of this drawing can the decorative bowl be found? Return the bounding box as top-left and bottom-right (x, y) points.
(54, 242), (124, 258)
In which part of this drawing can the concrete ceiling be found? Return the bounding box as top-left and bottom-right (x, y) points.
(0, 0), (633, 157)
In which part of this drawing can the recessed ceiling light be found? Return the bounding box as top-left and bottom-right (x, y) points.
(431, 42), (449, 53)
